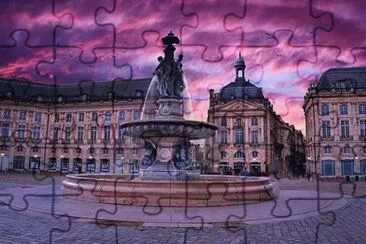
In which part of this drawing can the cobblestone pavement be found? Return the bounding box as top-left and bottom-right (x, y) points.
(0, 172), (366, 244)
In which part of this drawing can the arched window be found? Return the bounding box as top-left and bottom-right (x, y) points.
(235, 128), (244, 144)
(252, 117), (258, 126)
(252, 151), (258, 158)
(234, 151), (244, 159)
(321, 104), (329, 115)
(220, 151), (227, 159)
(343, 146), (351, 153)
(221, 117), (227, 126)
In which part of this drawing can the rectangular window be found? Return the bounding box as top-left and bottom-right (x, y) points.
(49, 158), (57, 170)
(54, 113), (59, 123)
(66, 113), (72, 122)
(360, 120), (366, 137)
(53, 127), (59, 140)
(91, 126), (97, 141)
(34, 112), (42, 123)
(236, 118), (242, 125)
(2, 123), (9, 138)
(101, 159), (110, 173)
(3, 110), (11, 119)
(105, 112), (112, 122)
(360, 104), (366, 114)
(77, 126), (84, 140)
(251, 131), (258, 144)
(220, 130), (228, 144)
(361, 160), (366, 175)
(32, 126), (41, 140)
(92, 112), (98, 122)
(322, 121), (331, 138)
(13, 156), (25, 170)
(340, 120), (350, 138)
(321, 160), (335, 176)
(19, 111), (27, 120)
(252, 117), (258, 126)
(324, 146), (332, 154)
(104, 125), (111, 141)
(65, 127), (71, 140)
(119, 111), (125, 121)
(235, 128), (244, 144)
(341, 160), (354, 176)
(78, 113), (84, 122)
(130, 160), (139, 174)
(73, 158), (82, 172)
(18, 125), (25, 139)
(321, 104), (329, 116)
(340, 104), (348, 115)
(118, 126), (124, 141)
(133, 111), (141, 120)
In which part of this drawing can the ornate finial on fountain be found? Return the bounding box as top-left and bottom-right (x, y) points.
(154, 31), (185, 99)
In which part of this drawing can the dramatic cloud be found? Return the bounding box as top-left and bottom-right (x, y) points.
(1, 0), (366, 133)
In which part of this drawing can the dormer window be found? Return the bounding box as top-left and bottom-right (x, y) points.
(107, 91), (113, 99)
(135, 90), (143, 97)
(81, 93), (88, 102)
(57, 96), (63, 103)
(6, 91), (13, 98)
(36, 95), (43, 102)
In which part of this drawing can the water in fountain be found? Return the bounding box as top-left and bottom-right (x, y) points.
(141, 74), (194, 121)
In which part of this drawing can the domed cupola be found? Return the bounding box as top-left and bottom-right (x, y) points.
(234, 51), (246, 82)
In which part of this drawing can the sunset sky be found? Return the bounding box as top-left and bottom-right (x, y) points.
(1, 0), (366, 133)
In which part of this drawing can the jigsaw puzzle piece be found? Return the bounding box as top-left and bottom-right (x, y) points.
(0, 0), (72, 46)
(95, 0), (194, 48)
(53, 0), (113, 63)
(0, 30), (53, 81)
(36, 46), (132, 83)
(225, 0), (333, 47)
(313, 0), (366, 64)
(181, 0), (245, 62)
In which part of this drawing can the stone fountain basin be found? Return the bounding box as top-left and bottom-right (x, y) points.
(61, 174), (278, 207)
(120, 119), (217, 139)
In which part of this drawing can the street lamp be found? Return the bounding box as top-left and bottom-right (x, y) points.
(0, 153), (4, 172)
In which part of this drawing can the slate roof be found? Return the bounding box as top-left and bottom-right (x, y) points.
(219, 78), (266, 102)
(0, 77), (151, 104)
(315, 67), (366, 90)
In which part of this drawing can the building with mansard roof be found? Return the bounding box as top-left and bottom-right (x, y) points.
(303, 67), (366, 178)
(0, 77), (150, 174)
(206, 54), (305, 177)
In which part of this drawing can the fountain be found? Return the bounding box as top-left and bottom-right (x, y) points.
(61, 32), (278, 207)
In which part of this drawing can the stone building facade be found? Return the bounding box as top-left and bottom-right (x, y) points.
(303, 67), (366, 178)
(206, 54), (305, 176)
(0, 78), (150, 174)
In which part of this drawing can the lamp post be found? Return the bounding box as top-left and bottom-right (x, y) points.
(34, 154), (38, 172)
(88, 155), (93, 174)
(307, 156), (312, 179)
(0, 153), (4, 172)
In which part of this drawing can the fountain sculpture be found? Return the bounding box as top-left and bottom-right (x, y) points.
(62, 32), (278, 207)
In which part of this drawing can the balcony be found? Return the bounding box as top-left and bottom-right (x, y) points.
(62, 139), (71, 144)
(249, 142), (260, 147)
(321, 136), (334, 141)
(30, 138), (42, 144)
(218, 142), (229, 148)
(87, 139), (96, 144)
(76, 139), (84, 144)
(340, 136), (353, 141)
(234, 142), (245, 147)
(0, 136), (9, 141)
(49, 139), (58, 144)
